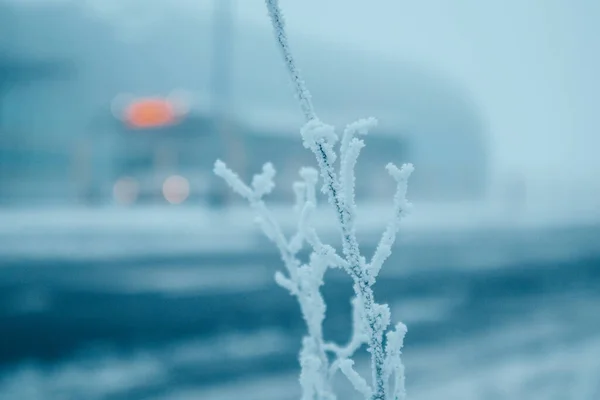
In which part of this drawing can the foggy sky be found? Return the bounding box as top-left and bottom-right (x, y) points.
(232, 0), (600, 186)
(7, 0), (600, 189)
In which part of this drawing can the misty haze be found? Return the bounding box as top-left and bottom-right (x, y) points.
(0, 1), (599, 399)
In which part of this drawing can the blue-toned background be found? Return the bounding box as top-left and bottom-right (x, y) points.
(1, 1), (599, 399)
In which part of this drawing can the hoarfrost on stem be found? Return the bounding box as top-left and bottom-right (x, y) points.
(214, 1), (414, 399)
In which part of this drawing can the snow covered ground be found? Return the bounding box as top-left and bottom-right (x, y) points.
(1, 192), (598, 261)
(1, 268), (598, 400)
(0, 198), (598, 399)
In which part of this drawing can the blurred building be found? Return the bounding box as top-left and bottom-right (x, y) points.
(0, 1), (489, 206)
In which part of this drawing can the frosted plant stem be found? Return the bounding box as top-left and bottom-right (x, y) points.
(215, 161), (336, 400)
(264, 1), (390, 399)
(314, 145), (387, 400)
(265, 0), (317, 122)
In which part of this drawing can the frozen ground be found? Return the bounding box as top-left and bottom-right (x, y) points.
(0, 198), (598, 399)
(0, 223), (599, 399)
(0, 193), (599, 261)
(1, 263), (599, 400)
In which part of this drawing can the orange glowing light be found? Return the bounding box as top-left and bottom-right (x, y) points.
(125, 98), (177, 128)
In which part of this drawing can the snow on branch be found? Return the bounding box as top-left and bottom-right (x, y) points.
(215, 160), (339, 399)
(384, 323), (408, 400)
(339, 359), (373, 399)
(265, 0), (317, 122)
(368, 163), (414, 282)
(340, 118), (377, 221)
(214, 159), (254, 200)
(213, 2), (414, 399)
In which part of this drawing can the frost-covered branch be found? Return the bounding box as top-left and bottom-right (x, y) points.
(263, 2), (412, 399)
(369, 163), (414, 282)
(326, 297), (368, 381)
(214, 2), (414, 399)
(339, 359), (373, 399)
(298, 99), (392, 400)
(265, 0), (317, 122)
(214, 161), (337, 400)
(215, 160), (300, 283)
(340, 119), (375, 217)
(325, 298), (367, 359)
(384, 323), (408, 400)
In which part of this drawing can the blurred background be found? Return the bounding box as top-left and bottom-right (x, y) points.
(0, 0), (599, 399)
